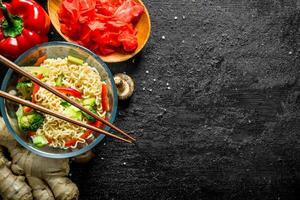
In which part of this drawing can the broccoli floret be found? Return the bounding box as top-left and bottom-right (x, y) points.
(16, 81), (33, 100)
(16, 106), (44, 132)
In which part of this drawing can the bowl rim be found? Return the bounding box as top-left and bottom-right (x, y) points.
(0, 41), (118, 159)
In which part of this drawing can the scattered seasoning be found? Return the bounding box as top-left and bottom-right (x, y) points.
(142, 87), (146, 91)
(167, 87), (171, 90)
(174, 16), (178, 20)
(146, 70), (149, 74)
(149, 88), (152, 92)
(166, 83), (169, 86)
(162, 35), (166, 40)
(289, 51), (293, 55)
(153, 79), (156, 82)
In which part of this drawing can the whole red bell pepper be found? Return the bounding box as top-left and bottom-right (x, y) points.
(0, 0), (50, 59)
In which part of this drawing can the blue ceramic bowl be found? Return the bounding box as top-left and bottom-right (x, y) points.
(0, 41), (118, 158)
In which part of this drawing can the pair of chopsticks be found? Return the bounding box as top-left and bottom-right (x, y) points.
(0, 55), (135, 144)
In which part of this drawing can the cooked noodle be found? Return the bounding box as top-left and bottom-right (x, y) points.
(33, 58), (106, 149)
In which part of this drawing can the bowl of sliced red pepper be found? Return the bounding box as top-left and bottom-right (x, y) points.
(0, 41), (118, 158)
(48, 0), (151, 63)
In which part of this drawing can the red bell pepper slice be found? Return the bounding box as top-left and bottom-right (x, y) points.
(28, 131), (36, 137)
(80, 130), (92, 139)
(34, 55), (47, 66)
(101, 84), (110, 112)
(32, 74), (43, 103)
(23, 106), (33, 113)
(64, 138), (77, 147)
(55, 86), (82, 98)
(45, 136), (53, 144)
(82, 118), (107, 139)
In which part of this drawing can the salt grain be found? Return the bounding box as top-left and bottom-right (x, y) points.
(153, 79), (156, 82)
(174, 16), (178, 20)
(167, 87), (171, 90)
(182, 15), (186, 19)
(146, 70), (149, 74)
(166, 83), (169, 86)
(162, 35), (166, 40)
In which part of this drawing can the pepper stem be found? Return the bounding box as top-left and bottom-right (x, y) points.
(0, 0), (24, 38)
(0, 0), (13, 26)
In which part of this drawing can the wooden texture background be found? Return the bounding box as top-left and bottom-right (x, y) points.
(1, 0), (300, 199)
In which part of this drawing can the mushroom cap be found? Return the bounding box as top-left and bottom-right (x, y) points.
(114, 73), (135, 100)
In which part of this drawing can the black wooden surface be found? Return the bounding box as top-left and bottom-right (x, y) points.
(2, 0), (300, 199)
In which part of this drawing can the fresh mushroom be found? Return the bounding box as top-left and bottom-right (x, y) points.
(114, 73), (135, 100)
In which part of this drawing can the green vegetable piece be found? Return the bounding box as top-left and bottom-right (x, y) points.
(82, 98), (96, 106)
(82, 98), (97, 122)
(62, 105), (82, 121)
(32, 135), (48, 148)
(16, 81), (33, 100)
(68, 55), (84, 65)
(16, 106), (45, 132)
(23, 66), (50, 75)
(82, 108), (97, 122)
(55, 74), (64, 86)
(60, 101), (71, 108)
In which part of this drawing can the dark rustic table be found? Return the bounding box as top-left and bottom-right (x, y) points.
(1, 0), (300, 199)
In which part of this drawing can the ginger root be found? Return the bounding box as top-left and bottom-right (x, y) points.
(0, 147), (32, 200)
(27, 176), (54, 200)
(0, 118), (79, 200)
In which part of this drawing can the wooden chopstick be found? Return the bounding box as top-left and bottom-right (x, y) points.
(0, 55), (135, 142)
(0, 90), (132, 144)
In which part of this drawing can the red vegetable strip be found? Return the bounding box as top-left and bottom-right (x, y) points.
(80, 130), (92, 139)
(28, 131), (35, 137)
(34, 55), (47, 66)
(54, 86), (82, 98)
(82, 120), (105, 139)
(23, 106), (33, 113)
(64, 139), (77, 147)
(32, 74), (43, 103)
(101, 84), (110, 112)
(45, 136), (53, 144)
